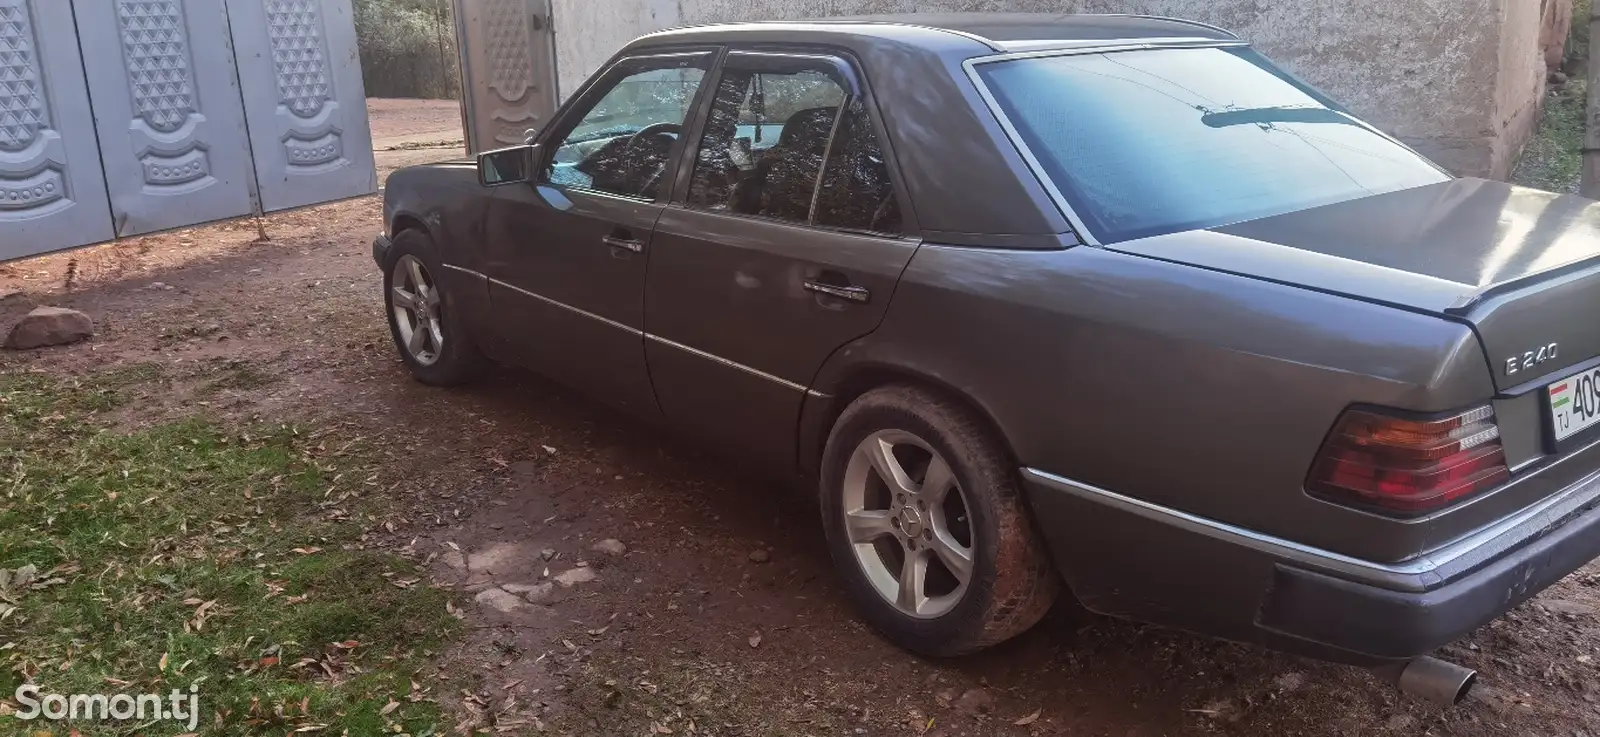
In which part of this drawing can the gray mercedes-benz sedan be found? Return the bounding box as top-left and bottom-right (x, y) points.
(374, 14), (1600, 698)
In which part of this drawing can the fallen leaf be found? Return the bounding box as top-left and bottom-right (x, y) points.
(1014, 709), (1042, 726)
(380, 700), (400, 716)
(158, 652), (169, 672)
(587, 626), (609, 637)
(291, 547), (321, 555)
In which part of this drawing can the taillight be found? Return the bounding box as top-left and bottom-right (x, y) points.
(1308, 405), (1510, 514)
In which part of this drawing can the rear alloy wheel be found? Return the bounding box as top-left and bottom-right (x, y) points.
(843, 430), (975, 618)
(821, 385), (1060, 656)
(382, 229), (488, 386)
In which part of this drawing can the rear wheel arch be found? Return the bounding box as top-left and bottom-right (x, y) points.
(807, 363), (1021, 478)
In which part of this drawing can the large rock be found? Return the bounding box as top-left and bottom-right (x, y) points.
(4, 307), (93, 350)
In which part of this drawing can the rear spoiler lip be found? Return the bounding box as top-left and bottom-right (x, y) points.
(1444, 253), (1600, 316)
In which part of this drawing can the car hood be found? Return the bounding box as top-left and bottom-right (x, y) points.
(1109, 178), (1600, 391)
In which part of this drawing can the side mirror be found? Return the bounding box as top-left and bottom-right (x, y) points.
(477, 144), (537, 187)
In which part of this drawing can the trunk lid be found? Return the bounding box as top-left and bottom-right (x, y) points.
(1109, 177), (1600, 392)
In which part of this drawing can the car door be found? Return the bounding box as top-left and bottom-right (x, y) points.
(481, 50), (716, 417)
(646, 49), (921, 472)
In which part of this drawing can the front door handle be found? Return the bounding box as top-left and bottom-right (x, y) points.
(602, 234), (644, 253)
(804, 280), (870, 303)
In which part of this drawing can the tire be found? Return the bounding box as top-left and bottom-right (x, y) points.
(382, 229), (488, 386)
(820, 384), (1060, 656)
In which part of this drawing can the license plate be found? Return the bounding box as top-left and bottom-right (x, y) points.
(1549, 367), (1600, 441)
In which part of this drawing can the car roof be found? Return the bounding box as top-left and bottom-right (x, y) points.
(631, 13), (1239, 55)
(616, 14), (1245, 244)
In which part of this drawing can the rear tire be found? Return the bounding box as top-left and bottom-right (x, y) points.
(820, 385), (1059, 656)
(383, 229), (488, 387)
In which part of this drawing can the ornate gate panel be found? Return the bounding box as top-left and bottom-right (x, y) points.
(455, 0), (558, 153)
(0, 0), (114, 260)
(77, 0), (256, 237)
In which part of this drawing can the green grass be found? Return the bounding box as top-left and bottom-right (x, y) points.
(1511, 79), (1588, 193)
(0, 368), (460, 736)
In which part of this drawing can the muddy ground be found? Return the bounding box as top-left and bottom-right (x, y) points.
(4, 99), (1600, 736)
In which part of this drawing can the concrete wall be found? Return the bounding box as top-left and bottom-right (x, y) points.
(1492, 0), (1548, 178)
(550, 0), (1549, 179)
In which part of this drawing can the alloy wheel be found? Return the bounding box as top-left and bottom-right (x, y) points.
(391, 254), (443, 366)
(841, 429), (975, 618)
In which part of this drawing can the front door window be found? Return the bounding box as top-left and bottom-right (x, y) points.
(685, 53), (903, 235)
(544, 56), (710, 200)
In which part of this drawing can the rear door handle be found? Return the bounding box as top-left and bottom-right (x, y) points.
(602, 234), (644, 253)
(804, 280), (870, 303)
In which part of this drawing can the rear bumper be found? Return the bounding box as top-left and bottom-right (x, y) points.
(1022, 463), (1600, 664)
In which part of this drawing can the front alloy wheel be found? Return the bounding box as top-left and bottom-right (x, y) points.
(391, 254), (443, 366)
(382, 229), (487, 386)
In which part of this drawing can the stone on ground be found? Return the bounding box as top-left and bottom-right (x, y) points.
(474, 587), (524, 613)
(5, 307), (93, 350)
(553, 567), (598, 587)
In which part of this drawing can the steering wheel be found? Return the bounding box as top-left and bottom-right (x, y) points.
(624, 122), (683, 196)
(626, 121), (682, 147)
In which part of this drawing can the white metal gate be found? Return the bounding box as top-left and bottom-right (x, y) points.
(229, 0), (376, 213)
(0, 0), (375, 263)
(0, 0), (114, 260)
(76, 0), (256, 238)
(453, 0), (558, 154)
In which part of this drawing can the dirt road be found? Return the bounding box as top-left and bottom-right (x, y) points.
(3, 100), (1600, 737)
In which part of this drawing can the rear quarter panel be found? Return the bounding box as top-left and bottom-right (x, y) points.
(809, 244), (1495, 564)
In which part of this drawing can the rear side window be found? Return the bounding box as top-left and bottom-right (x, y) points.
(814, 99), (901, 233)
(686, 52), (902, 235)
(975, 46), (1447, 243)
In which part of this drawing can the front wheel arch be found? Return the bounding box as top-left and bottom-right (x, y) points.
(388, 213), (430, 244)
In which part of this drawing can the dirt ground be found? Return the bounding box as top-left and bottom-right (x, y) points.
(5, 99), (1600, 736)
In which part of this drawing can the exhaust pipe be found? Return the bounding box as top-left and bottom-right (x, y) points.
(1382, 656), (1478, 707)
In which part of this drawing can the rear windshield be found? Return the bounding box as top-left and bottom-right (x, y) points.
(975, 46), (1449, 244)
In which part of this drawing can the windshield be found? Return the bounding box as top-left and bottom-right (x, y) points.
(975, 46), (1449, 244)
